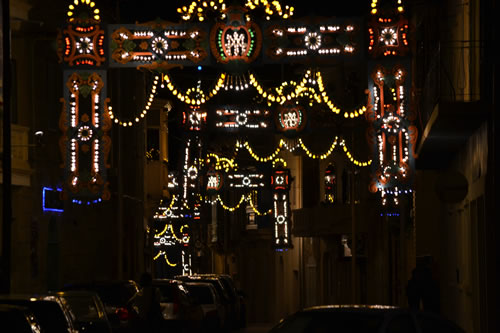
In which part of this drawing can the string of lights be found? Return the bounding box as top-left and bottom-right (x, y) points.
(177, 0), (294, 22)
(107, 75), (161, 127)
(107, 68), (369, 129)
(236, 137), (372, 165)
(371, 0), (404, 15)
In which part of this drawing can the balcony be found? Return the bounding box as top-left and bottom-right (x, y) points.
(416, 39), (488, 169)
(0, 122), (32, 186)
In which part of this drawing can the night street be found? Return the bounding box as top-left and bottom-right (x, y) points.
(1, 0), (498, 333)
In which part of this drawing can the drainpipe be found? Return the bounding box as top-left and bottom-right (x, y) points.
(1, 0), (12, 294)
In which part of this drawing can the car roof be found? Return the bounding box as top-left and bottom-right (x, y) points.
(185, 281), (216, 288)
(152, 278), (183, 284)
(302, 305), (400, 312)
(0, 294), (61, 302)
(63, 280), (138, 287)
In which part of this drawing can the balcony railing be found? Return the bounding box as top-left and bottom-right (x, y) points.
(418, 41), (482, 129)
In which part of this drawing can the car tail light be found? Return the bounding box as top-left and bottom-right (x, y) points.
(116, 307), (130, 321)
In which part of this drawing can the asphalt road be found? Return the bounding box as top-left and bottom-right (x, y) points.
(237, 323), (274, 333)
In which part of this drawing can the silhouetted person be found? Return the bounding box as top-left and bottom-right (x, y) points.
(406, 269), (421, 310)
(406, 266), (440, 313)
(420, 267), (440, 313)
(133, 272), (162, 332)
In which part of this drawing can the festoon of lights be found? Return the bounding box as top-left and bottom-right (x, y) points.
(366, 0), (418, 207)
(58, 0), (111, 205)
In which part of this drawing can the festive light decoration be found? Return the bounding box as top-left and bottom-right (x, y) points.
(324, 164), (337, 203)
(234, 137), (371, 165)
(209, 6), (262, 65)
(249, 70), (367, 118)
(183, 105), (207, 131)
(271, 167), (292, 248)
(163, 73), (226, 105)
(215, 107), (270, 129)
(370, 0), (405, 15)
(206, 168), (224, 192)
(42, 187), (64, 213)
(58, 1), (105, 66)
(177, 0), (294, 22)
(267, 23), (358, 61)
(107, 75), (161, 127)
(367, 65), (416, 206)
(66, 0), (101, 22)
(59, 71), (111, 204)
(368, 1), (409, 57)
(228, 172), (265, 188)
(206, 153), (237, 171)
(276, 102), (306, 134)
(221, 73), (251, 91)
(110, 25), (206, 66)
(213, 192), (271, 215)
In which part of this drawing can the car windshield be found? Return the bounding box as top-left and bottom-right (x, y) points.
(0, 300), (71, 333)
(155, 284), (181, 303)
(269, 311), (385, 333)
(67, 284), (136, 306)
(218, 277), (237, 300)
(186, 285), (215, 304)
(60, 295), (105, 321)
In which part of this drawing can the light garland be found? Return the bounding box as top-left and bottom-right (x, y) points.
(107, 75), (161, 127)
(371, 0), (404, 15)
(206, 153), (237, 171)
(67, 0), (100, 22)
(214, 193), (271, 215)
(272, 158), (287, 168)
(153, 251), (178, 267)
(249, 70), (367, 118)
(163, 73), (226, 105)
(236, 137), (371, 165)
(340, 139), (373, 167)
(245, 0), (294, 20)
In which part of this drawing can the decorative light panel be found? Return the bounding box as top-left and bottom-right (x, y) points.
(59, 71), (111, 204)
(58, 1), (105, 67)
(183, 105), (207, 131)
(368, 5), (409, 57)
(210, 7), (262, 65)
(367, 65), (417, 206)
(271, 167), (292, 249)
(324, 164), (337, 203)
(266, 22), (359, 61)
(275, 101), (306, 134)
(215, 107), (270, 129)
(228, 173), (265, 188)
(109, 25), (207, 67)
(206, 168), (224, 192)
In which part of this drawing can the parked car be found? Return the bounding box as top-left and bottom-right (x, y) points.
(216, 274), (246, 328)
(50, 290), (112, 333)
(175, 274), (235, 330)
(184, 281), (226, 331)
(268, 305), (466, 333)
(145, 279), (204, 333)
(0, 294), (77, 333)
(0, 304), (42, 333)
(61, 280), (140, 333)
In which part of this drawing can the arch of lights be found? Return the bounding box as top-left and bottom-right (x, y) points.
(57, 0), (416, 272)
